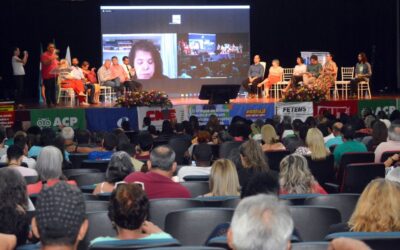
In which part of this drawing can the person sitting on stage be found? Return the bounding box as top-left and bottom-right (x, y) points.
(128, 40), (168, 80)
(242, 54), (264, 97)
(303, 55), (322, 85)
(97, 59), (124, 97)
(316, 53), (338, 91)
(81, 60), (100, 103)
(58, 59), (89, 106)
(350, 52), (372, 97)
(122, 56), (143, 92)
(257, 59), (283, 98)
(71, 57), (96, 104)
(283, 56), (307, 93)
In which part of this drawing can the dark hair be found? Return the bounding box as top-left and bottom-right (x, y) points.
(310, 55), (318, 61)
(40, 128), (56, 146)
(181, 121), (193, 136)
(147, 125), (158, 136)
(317, 123), (329, 137)
(138, 132), (154, 151)
(193, 144), (213, 162)
(14, 134), (28, 150)
(298, 124), (308, 141)
(7, 145), (23, 161)
(175, 123), (184, 133)
(111, 56), (118, 60)
(229, 120), (251, 138)
(377, 110), (388, 120)
(26, 126), (41, 135)
(76, 129), (91, 144)
(358, 52), (368, 63)
(117, 142), (135, 156)
(390, 110), (400, 122)
(297, 56), (305, 64)
(143, 117), (151, 127)
(121, 120), (130, 131)
(241, 172), (279, 198)
(105, 152), (134, 183)
(342, 124), (356, 140)
(189, 116), (200, 132)
(116, 133), (130, 146)
(129, 40), (163, 79)
(0, 130), (5, 143)
(161, 120), (174, 135)
(103, 133), (118, 151)
(292, 119), (304, 132)
(122, 56), (129, 61)
(81, 61), (90, 67)
(371, 121), (388, 145)
(108, 184), (149, 230)
(305, 116), (317, 128)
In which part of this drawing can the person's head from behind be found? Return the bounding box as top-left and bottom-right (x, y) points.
(197, 130), (211, 144)
(40, 128), (56, 146)
(306, 128), (327, 160)
(253, 54), (260, 64)
(371, 120), (388, 143)
(332, 122), (343, 136)
(117, 142), (135, 157)
(279, 154), (315, 194)
(138, 131), (154, 152)
(388, 120), (400, 142)
(241, 171), (279, 198)
(108, 183), (148, 233)
(193, 143), (213, 166)
(61, 127), (74, 142)
(148, 146), (176, 175)
(161, 120), (173, 134)
(239, 139), (268, 172)
(0, 168), (28, 210)
(341, 123), (356, 141)
(102, 133), (118, 151)
(227, 194), (294, 250)
(106, 151), (134, 184)
(261, 124), (279, 144)
(36, 146), (63, 181)
(129, 40), (162, 80)
(76, 129), (91, 144)
(296, 56), (304, 65)
(209, 159), (240, 196)
(6, 145), (23, 165)
(310, 55), (318, 65)
(14, 134), (29, 156)
(349, 178), (400, 232)
(143, 117), (151, 127)
(32, 182), (87, 248)
(317, 123), (329, 137)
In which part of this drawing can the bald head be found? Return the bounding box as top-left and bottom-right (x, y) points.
(149, 146), (176, 172)
(332, 122), (343, 136)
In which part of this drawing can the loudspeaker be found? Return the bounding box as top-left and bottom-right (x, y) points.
(199, 84), (241, 104)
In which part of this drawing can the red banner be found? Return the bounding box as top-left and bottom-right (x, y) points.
(313, 100), (358, 118)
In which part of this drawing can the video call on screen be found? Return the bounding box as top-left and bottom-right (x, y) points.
(100, 6), (250, 95)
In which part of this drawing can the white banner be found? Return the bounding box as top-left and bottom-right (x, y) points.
(275, 102), (313, 122)
(137, 105), (189, 130)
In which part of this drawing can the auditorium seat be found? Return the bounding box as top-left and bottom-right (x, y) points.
(279, 193), (321, 205)
(380, 151), (400, 162)
(195, 196), (240, 207)
(219, 141), (242, 158)
(180, 181), (209, 198)
(148, 198), (203, 230)
(291, 242), (330, 250)
(289, 206), (341, 241)
(304, 194), (359, 222)
(88, 238), (181, 250)
(305, 154), (336, 186)
(325, 232), (400, 250)
(79, 211), (116, 250)
(265, 150), (290, 171)
(220, 197), (241, 208)
(146, 247), (225, 250)
(63, 168), (101, 179)
(81, 160), (110, 172)
(85, 201), (109, 213)
(165, 208), (234, 245)
(24, 175), (39, 185)
(183, 175), (209, 182)
(340, 163), (385, 193)
(169, 137), (191, 165)
(69, 172), (106, 187)
(337, 152), (375, 187)
(69, 153), (89, 168)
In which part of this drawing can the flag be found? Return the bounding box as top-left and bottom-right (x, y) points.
(65, 46), (71, 65)
(38, 43), (44, 104)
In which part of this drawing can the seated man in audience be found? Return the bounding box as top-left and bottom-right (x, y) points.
(0, 134), (36, 169)
(177, 143), (213, 182)
(124, 146), (191, 199)
(227, 194), (294, 250)
(88, 132), (118, 160)
(333, 123), (367, 165)
(5, 145), (37, 177)
(135, 131), (154, 161)
(97, 59), (124, 96)
(374, 121), (400, 163)
(31, 182), (88, 250)
(325, 122), (344, 148)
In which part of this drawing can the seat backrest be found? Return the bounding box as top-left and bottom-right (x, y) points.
(146, 247), (225, 250)
(24, 175), (39, 185)
(149, 198), (203, 230)
(168, 138), (191, 165)
(195, 196), (240, 207)
(341, 67), (354, 81)
(305, 154), (336, 185)
(341, 163), (385, 193)
(265, 150), (290, 171)
(279, 193), (321, 206)
(69, 172), (106, 187)
(69, 153), (89, 168)
(304, 194), (359, 222)
(260, 61), (267, 79)
(325, 232), (400, 250)
(165, 208), (234, 246)
(219, 141), (242, 158)
(283, 68), (294, 81)
(63, 168), (101, 179)
(380, 151), (400, 162)
(88, 238), (181, 250)
(85, 201), (109, 213)
(220, 197), (241, 208)
(289, 206), (341, 241)
(79, 211), (116, 250)
(81, 160), (110, 172)
(179, 181), (210, 198)
(338, 152), (375, 187)
(183, 175), (210, 182)
(291, 242), (330, 250)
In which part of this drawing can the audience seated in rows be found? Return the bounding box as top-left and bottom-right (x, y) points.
(295, 127), (330, 160)
(93, 151), (134, 195)
(88, 132), (118, 160)
(374, 120), (400, 162)
(177, 143), (213, 182)
(202, 159), (240, 197)
(333, 124), (367, 165)
(124, 146), (191, 199)
(117, 142), (145, 171)
(5, 145), (37, 177)
(62, 127), (100, 154)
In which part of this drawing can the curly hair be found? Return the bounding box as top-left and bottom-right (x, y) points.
(129, 40), (163, 79)
(108, 183), (149, 231)
(349, 179), (400, 232)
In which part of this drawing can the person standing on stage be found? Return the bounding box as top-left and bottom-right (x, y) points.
(71, 57), (96, 104)
(242, 54), (264, 97)
(122, 56), (142, 92)
(97, 59), (124, 97)
(11, 47), (28, 104)
(40, 43), (59, 107)
(350, 52), (372, 97)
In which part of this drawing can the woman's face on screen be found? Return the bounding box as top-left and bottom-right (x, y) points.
(134, 50), (155, 79)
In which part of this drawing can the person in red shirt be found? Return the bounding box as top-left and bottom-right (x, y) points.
(124, 145), (191, 199)
(40, 43), (59, 107)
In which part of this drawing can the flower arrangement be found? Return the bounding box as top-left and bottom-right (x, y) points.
(282, 85), (328, 102)
(116, 90), (173, 108)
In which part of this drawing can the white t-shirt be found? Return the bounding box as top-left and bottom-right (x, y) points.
(6, 166), (38, 177)
(177, 166), (212, 182)
(1, 155), (36, 169)
(12, 56), (25, 76)
(293, 64), (307, 76)
(122, 63), (133, 80)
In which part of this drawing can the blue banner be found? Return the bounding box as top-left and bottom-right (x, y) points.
(85, 108), (138, 132)
(230, 103), (275, 121)
(188, 104), (232, 126)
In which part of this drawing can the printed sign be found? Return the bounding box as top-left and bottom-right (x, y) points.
(358, 99), (396, 116)
(275, 102), (313, 121)
(0, 102), (15, 128)
(230, 103), (275, 121)
(188, 104), (232, 126)
(85, 107), (138, 132)
(30, 108), (86, 130)
(314, 100), (358, 118)
(137, 105), (188, 130)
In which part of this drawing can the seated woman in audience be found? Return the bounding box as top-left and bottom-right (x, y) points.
(295, 127), (330, 160)
(330, 178), (400, 233)
(365, 120), (388, 151)
(0, 168), (30, 246)
(90, 184), (173, 245)
(315, 53), (338, 91)
(27, 146), (76, 195)
(93, 151), (134, 195)
(58, 59), (88, 105)
(261, 124), (286, 151)
(279, 154), (327, 195)
(202, 159), (240, 197)
(81, 60), (100, 103)
(257, 59), (284, 97)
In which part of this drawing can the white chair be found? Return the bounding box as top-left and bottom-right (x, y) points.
(334, 67), (354, 99)
(59, 88), (75, 106)
(270, 68), (293, 99)
(99, 85), (113, 103)
(358, 78), (372, 99)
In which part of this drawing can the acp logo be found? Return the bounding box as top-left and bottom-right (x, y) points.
(37, 118), (52, 127)
(36, 117), (78, 128)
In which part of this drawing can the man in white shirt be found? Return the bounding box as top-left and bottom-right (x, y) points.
(122, 56), (142, 92)
(97, 59), (124, 96)
(6, 145), (37, 177)
(0, 134), (36, 169)
(71, 58), (95, 104)
(11, 47), (28, 104)
(177, 144), (213, 182)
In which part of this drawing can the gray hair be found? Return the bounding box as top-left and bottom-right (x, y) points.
(149, 146), (175, 171)
(388, 123), (400, 141)
(36, 146), (63, 181)
(61, 127), (74, 140)
(231, 194), (294, 250)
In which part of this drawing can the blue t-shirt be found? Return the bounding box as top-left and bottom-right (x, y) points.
(88, 151), (113, 160)
(28, 146), (70, 161)
(325, 136), (344, 148)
